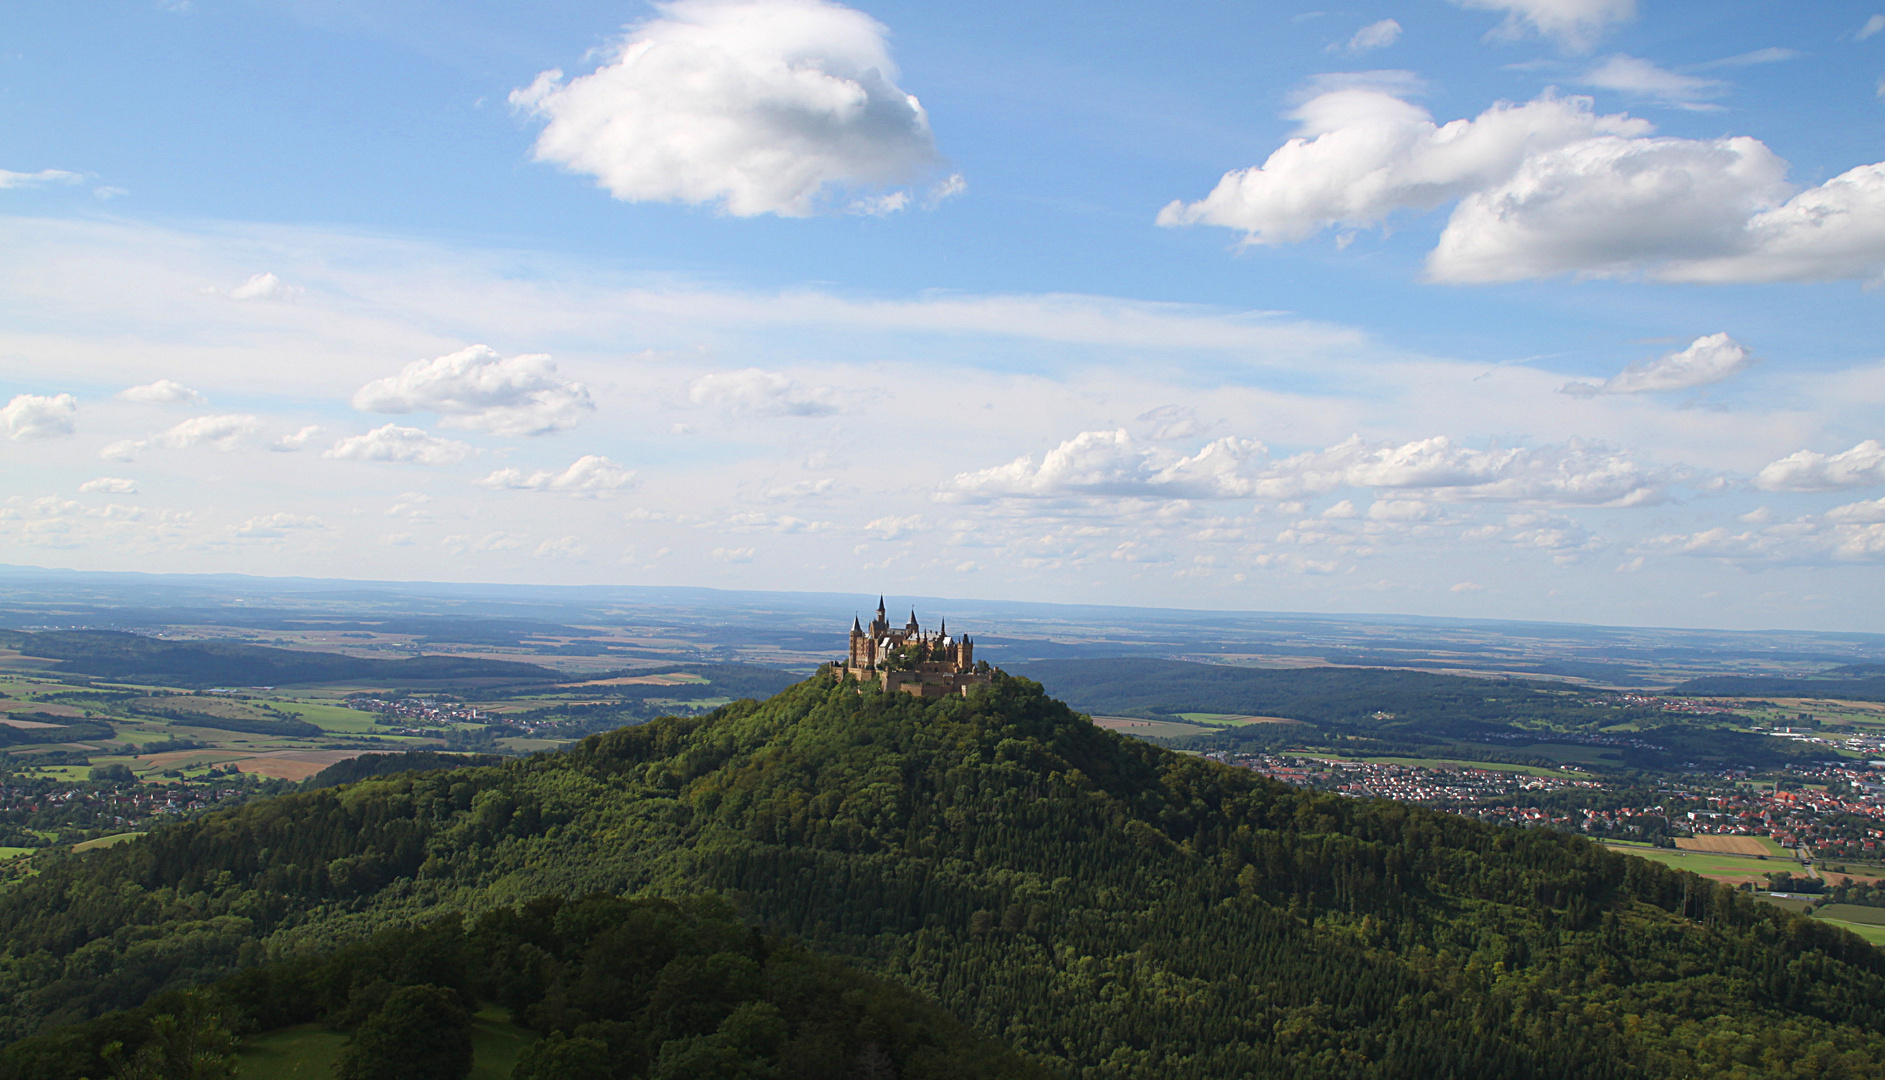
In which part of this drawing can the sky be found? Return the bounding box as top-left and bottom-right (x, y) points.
(2, 0), (1885, 632)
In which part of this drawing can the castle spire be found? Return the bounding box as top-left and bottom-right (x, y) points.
(877, 595), (886, 615)
(852, 614), (862, 633)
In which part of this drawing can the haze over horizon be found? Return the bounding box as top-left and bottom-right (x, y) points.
(4, 0), (1885, 632)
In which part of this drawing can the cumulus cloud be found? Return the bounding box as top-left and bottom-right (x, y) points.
(1158, 90), (1651, 244)
(474, 455), (636, 495)
(1162, 82), (1885, 284)
(948, 429), (1674, 507)
(1561, 333), (1756, 396)
(272, 425), (323, 452)
(226, 272), (296, 301)
(1343, 19), (1402, 54)
(688, 368), (841, 416)
(1, 394), (77, 440)
(1576, 55), (1726, 110)
(324, 424), (474, 466)
(510, 0), (945, 218)
(1753, 440), (1885, 492)
(352, 345), (592, 435)
(117, 379), (205, 406)
(154, 414), (260, 451)
(79, 477), (137, 495)
(1452, 0), (1634, 51)
(0, 168), (84, 190)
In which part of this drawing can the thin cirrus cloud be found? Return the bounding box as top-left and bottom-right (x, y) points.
(510, 0), (951, 218)
(474, 455), (636, 495)
(1753, 440), (1885, 492)
(1575, 55), (1727, 110)
(0, 168), (84, 190)
(1451, 0), (1635, 52)
(946, 429), (1676, 507)
(688, 368), (841, 416)
(1, 394), (78, 440)
(1342, 20), (1402, 55)
(1560, 333), (1755, 396)
(117, 379), (205, 406)
(324, 424), (474, 467)
(352, 345), (592, 436)
(1859, 14), (1885, 41)
(1159, 83), (1885, 285)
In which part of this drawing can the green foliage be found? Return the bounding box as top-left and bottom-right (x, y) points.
(1671, 674), (1885, 701)
(302, 754), (504, 791)
(2, 675), (1885, 1078)
(333, 984), (472, 1080)
(100, 993), (238, 1080)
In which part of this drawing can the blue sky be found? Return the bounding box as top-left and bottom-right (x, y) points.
(2, 0), (1884, 631)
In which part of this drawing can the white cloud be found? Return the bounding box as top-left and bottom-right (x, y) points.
(324, 424), (474, 466)
(225, 271), (296, 301)
(688, 368), (841, 416)
(1576, 55), (1726, 110)
(510, 0), (944, 218)
(1, 394), (77, 440)
(1829, 496), (1885, 524)
(1753, 440), (1885, 492)
(949, 429), (1676, 507)
(352, 345), (592, 435)
(1451, 0), (1634, 51)
(712, 546), (757, 562)
(79, 477), (137, 495)
(117, 379), (205, 405)
(0, 169), (84, 190)
(474, 455), (636, 495)
(99, 440), (145, 462)
(231, 513), (327, 539)
(155, 414), (260, 451)
(271, 425), (323, 451)
(1693, 48), (1800, 69)
(1859, 14), (1885, 41)
(534, 536), (588, 559)
(1561, 333), (1755, 396)
(1157, 90), (1651, 244)
(864, 513), (923, 538)
(1344, 19), (1402, 54)
(1163, 83), (1885, 285)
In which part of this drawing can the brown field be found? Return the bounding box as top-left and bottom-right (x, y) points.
(0, 715), (63, 729)
(234, 749), (374, 781)
(1676, 836), (1773, 856)
(566, 673), (705, 687)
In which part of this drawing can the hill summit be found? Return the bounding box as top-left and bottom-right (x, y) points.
(2, 673), (1884, 1077)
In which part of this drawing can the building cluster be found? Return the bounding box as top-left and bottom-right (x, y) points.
(1211, 750), (1885, 862)
(346, 696), (485, 726)
(0, 778), (252, 833)
(1612, 693), (1742, 717)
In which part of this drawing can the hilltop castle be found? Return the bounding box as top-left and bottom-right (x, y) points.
(836, 597), (994, 698)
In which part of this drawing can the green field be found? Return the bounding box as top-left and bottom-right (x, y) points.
(0, 847), (34, 860)
(1601, 843), (1781, 878)
(237, 1010), (534, 1080)
(1814, 917), (1885, 946)
(1814, 904), (1885, 926)
(273, 702), (381, 734)
(1175, 712), (1307, 726)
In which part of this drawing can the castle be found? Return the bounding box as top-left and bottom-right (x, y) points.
(835, 597), (995, 698)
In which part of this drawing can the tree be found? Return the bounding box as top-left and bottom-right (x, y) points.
(103, 994), (237, 1080)
(333, 985), (472, 1080)
(510, 1033), (610, 1080)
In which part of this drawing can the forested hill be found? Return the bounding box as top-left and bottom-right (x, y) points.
(1668, 672), (1885, 702)
(0, 629), (556, 686)
(2, 674), (1884, 1078)
(1008, 657), (1593, 727)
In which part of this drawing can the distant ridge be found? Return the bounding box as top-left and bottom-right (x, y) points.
(0, 629), (557, 687)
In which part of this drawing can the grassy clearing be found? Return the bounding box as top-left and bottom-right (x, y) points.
(72, 832), (145, 852)
(0, 847), (35, 860)
(1089, 716), (1219, 740)
(235, 1010), (534, 1080)
(272, 702), (381, 734)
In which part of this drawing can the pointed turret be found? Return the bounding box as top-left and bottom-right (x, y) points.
(852, 615), (863, 634)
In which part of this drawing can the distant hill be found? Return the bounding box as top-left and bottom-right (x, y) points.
(0, 673), (1880, 1077)
(0, 629), (558, 688)
(1668, 673), (1885, 702)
